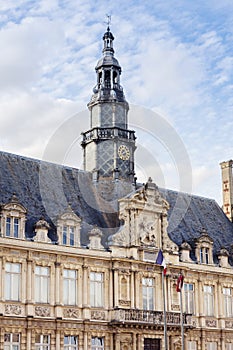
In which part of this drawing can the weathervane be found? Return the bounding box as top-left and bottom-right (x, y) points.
(105, 14), (111, 28)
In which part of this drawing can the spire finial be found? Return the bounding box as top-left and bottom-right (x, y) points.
(105, 14), (111, 28)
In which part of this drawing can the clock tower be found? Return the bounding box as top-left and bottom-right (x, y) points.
(82, 26), (136, 184)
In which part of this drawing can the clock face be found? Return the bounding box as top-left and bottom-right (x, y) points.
(118, 145), (130, 160)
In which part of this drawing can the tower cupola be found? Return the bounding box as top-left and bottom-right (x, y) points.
(82, 26), (136, 185)
(90, 26), (125, 103)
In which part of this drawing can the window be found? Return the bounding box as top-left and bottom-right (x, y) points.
(35, 335), (50, 350)
(90, 272), (104, 307)
(6, 217), (11, 236)
(142, 278), (154, 310)
(188, 341), (196, 350)
(5, 262), (21, 301)
(207, 342), (217, 350)
(63, 226), (75, 246)
(204, 285), (214, 316)
(4, 333), (20, 350)
(223, 287), (233, 317)
(144, 338), (160, 350)
(35, 266), (50, 303)
(184, 283), (195, 314)
(91, 337), (104, 350)
(5, 217), (19, 238)
(63, 269), (77, 305)
(64, 336), (78, 349)
(120, 277), (128, 300)
(200, 247), (209, 264)
(226, 344), (233, 350)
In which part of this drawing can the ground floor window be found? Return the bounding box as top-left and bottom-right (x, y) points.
(4, 333), (20, 350)
(35, 334), (50, 349)
(91, 337), (104, 350)
(144, 338), (161, 350)
(207, 342), (217, 350)
(188, 341), (197, 350)
(64, 335), (78, 349)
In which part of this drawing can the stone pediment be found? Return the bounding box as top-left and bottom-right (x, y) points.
(57, 205), (81, 225)
(109, 178), (178, 254)
(2, 194), (27, 215)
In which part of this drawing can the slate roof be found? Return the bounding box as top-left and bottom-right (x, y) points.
(1, 150), (233, 262)
(160, 188), (233, 262)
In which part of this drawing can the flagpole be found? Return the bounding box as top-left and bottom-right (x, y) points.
(180, 290), (184, 350)
(162, 271), (168, 350)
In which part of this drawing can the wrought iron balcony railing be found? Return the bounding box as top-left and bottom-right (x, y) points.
(112, 309), (193, 328)
(82, 127), (136, 144)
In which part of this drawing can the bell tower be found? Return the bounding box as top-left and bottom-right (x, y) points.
(82, 26), (136, 184)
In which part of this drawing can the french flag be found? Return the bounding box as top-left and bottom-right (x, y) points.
(156, 249), (167, 275)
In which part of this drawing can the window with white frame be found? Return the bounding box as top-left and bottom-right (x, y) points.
(35, 335), (50, 350)
(35, 266), (50, 303)
(5, 262), (21, 301)
(223, 287), (233, 317)
(6, 217), (20, 238)
(200, 247), (210, 264)
(62, 225), (75, 246)
(207, 342), (217, 350)
(64, 336), (78, 349)
(63, 269), (77, 305)
(90, 272), (104, 307)
(184, 283), (195, 314)
(4, 333), (20, 350)
(204, 285), (214, 316)
(91, 337), (104, 350)
(142, 277), (154, 310)
(187, 341), (196, 350)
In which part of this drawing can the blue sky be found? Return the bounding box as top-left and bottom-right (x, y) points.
(0, 0), (233, 204)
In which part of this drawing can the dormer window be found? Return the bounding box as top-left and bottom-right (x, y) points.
(57, 206), (81, 247)
(62, 225), (75, 246)
(0, 195), (27, 239)
(6, 217), (19, 238)
(200, 247), (209, 264)
(195, 228), (213, 264)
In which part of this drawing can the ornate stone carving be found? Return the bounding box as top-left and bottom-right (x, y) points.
(88, 226), (104, 250)
(171, 304), (180, 311)
(225, 320), (233, 328)
(63, 308), (80, 319)
(35, 306), (50, 317)
(119, 300), (131, 307)
(91, 310), (105, 320)
(205, 319), (217, 327)
(5, 304), (22, 315)
(109, 178), (178, 253)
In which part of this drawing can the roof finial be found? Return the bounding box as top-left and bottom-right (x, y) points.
(105, 14), (111, 29)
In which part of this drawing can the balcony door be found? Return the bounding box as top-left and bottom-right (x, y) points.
(144, 338), (161, 350)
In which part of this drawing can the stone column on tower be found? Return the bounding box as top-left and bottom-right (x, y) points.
(220, 160), (233, 221)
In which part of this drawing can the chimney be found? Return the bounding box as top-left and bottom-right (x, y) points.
(220, 160), (233, 221)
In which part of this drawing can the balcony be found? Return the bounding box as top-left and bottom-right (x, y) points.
(111, 309), (193, 328)
(82, 127), (136, 145)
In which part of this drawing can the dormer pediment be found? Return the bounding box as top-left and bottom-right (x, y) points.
(195, 228), (213, 264)
(57, 206), (82, 247)
(195, 228), (213, 247)
(2, 196), (27, 216)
